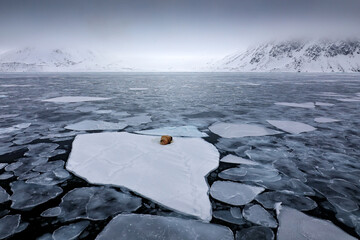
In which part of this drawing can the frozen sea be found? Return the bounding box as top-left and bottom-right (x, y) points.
(0, 72), (360, 239)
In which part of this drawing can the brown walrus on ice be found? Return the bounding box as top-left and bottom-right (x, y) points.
(160, 135), (172, 145)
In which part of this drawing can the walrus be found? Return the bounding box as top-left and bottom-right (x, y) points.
(160, 135), (172, 145)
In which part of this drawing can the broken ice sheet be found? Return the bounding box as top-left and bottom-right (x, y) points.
(66, 132), (219, 221)
(242, 204), (278, 228)
(236, 226), (274, 240)
(25, 143), (59, 158)
(209, 122), (281, 138)
(96, 214), (234, 240)
(42, 96), (111, 103)
(274, 102), (315, 108)
(277, 206), (357, 240)
(52, 221), (89, 240)
(213, 207), (245, 225)
(0, 186), (10, 204)
(10, 181), (63, 210)
(314, 117), (340, 123)
(65, 120), (127, 131)
(26, 169), (70, 185)
(220, 154), (259, 165)
(210, 181), (264, 206)
(267, 120), (316, 134)
(0, 214), (27, 239)
(218, 165), (281, 183)
(327, 196), (359, 212)
(135, 125), (208, 137)
(55, 187), (142, 222)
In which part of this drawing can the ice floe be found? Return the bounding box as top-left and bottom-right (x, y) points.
(121, 114), (152, 126)
(213, 207), (245, 225)
(96, 214), (234, 240)
(242, 204), (278, 228)
(315, 102), (335, 106)
(41, 207), (62, 217)
(236, 226), (274, 240)
(42, 96), (111, 103)
(210, 181), (264, 206)
(218, 165), (281, 183)
(52, 221), (89, 240)
(10, 181), (63, 210)
(0, 214), (26, 239)
(274, 102), (315, 109)
(0, 123), (31, 135)
(54, 187), (141, 222)
(0, 187), (10, 204)
(67, 132), (219, 221)
(26, 169), (70, 185)
(314, 117), (340, 123)
(220, 154), (259, 165)
(267, 120), (316, 134)
(209, 122), (281, 138)
(327, 196), (359, 212)
(277, 206), (357, 240)
(135, 125), (208, 137)
(65, 120), (127, 131)
(255, 191), (317, 211)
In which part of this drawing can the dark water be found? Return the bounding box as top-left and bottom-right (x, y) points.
(0, 72), (360, 239)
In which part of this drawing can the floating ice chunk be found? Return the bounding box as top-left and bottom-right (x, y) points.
(96, 214), (234, 240)
(0, 187), (10, 204)
(42, 96), (111, 103)
(0, 163), (7, 170)
(65, 120), (127, 131)
(52, 221), (89, 240)
(10, 181), (62, 210)
(255, 191), (317, 211)
(213, 207), (245, 225)
(25, 143), (59, 158)
(26, 170), (70, 185)
(33, 160), (64, 172)
(0, 172), (13, 180)
(220, 154), (259, 165)
(57, 187), (142, 222)
(337, 98), (360, 102)
(67, 132), (219, 221)
(277, 206), (357, 240)
(219, 165), (281, 183)
(0, 123), (31, 135)
(315, 102), (335, 106)
(5, 162), (23, 172)
(17, 172), (40, 181)
(242, 204), (278, 228)
(274, 102), (315, 109)
(135, 125), (208, 137)
(236, 226), (274, 240)
(314, 117), (340, 123)
(121, 114), (152, 126)
(267, 120), (316, 134)
(37, 233), (53, 240)
(94, 109), (113, 114)
(210, 181), (264, 206)
(41, 207), (62, 217)
(256, 178), (315, 196)
(328, 196), (359, 212)
(0, 214), (24, 239)
(129, 88), (148, 91)
(209, 123), (281, 138)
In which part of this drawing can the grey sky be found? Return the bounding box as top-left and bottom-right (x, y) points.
(1, 0), (359, 67)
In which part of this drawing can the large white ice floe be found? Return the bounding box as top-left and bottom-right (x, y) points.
(266, 120), (316, 134)
(277, 206), (357, 240)
(66, 132), (220, 221)
(209, 122), (281, 138)
(274, 102), (315, 108)
(96, 214), (234, 240)
(42, 96), (111, 103)
(65, 120), (127, 131)
(210, 181), (264, 206)
(135, 125), (208, 137)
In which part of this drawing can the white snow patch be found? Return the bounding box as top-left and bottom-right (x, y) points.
(277, 206), (356, 240)
(66, 132), (220, 221)
(274, 102), (315, 109)
(267, 120), (316, 134)
(209, 123), (282, 138)
(65, 120), (127, 131)
(42, 96), (111, 103)
(314, 117), (340, 123)
(135, 126), (207, 137)
(220, 155), (259, 165)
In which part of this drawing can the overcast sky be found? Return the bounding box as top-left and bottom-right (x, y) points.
(0, 0), (359, 68)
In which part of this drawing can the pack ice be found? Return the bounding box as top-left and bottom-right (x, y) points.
(66, 132), (220, 221)
(96, 214), (234, 240)
(135, 125), (208, 137)
(267, 120), (316, 134)
(209, 122), (281, 138)
(65, 120), (127, 131)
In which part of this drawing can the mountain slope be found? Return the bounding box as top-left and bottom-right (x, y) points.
(213, 39), (360, 72)
(0, 47), (133, 72)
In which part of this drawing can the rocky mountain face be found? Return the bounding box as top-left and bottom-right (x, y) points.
(0, 47), (132, 72)
(213, 39), (360, 72)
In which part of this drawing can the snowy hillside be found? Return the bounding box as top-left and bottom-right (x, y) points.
(212, 39), (360, 72)
(0, 47), (133, 72)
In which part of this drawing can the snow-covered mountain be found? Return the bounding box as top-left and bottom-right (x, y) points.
(0, 47), (134, 72)
(212, 39), (360, 72)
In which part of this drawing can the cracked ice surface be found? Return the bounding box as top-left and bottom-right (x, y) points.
(66, 132), (219, 221)
(267, 120), (316, 134)
(209, 122), (281, 138)
(96, 214), (234, 240)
